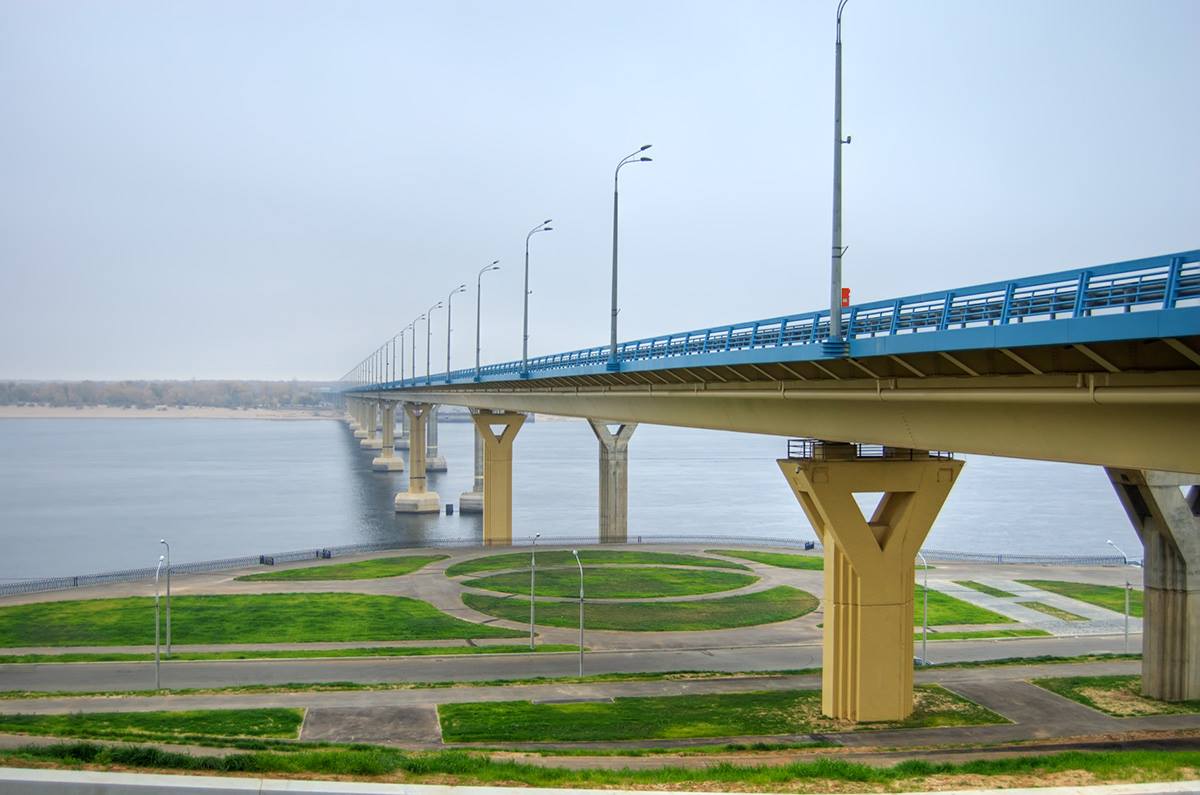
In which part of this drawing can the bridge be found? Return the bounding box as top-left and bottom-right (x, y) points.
(341, 248), (1200, 723)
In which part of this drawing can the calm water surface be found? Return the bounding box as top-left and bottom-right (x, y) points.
(0, 418), (1137, 579)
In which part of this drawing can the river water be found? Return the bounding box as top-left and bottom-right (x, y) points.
(0, 417), (1138, 579)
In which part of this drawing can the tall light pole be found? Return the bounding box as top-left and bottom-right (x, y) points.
(530, 532), (540, 650)
(410, 317), (423, 385)
(829, 0), (851, 344)
(522, 220), (553, 377)
(572, 548), (584, 676)
(159, 538), (171, 657)
(475, 260), (501, 381)
(397, 329), (406, 384)
(446, 284), (467, 382)
(154, 554), (164, 690)
(425, 303), (442, 385)
(917, 549), (929, 666)
(608, 146), (652, 370)
(1107, 539), (1130, 566)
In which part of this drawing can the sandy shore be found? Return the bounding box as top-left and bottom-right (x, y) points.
(0, 406), (340, 421)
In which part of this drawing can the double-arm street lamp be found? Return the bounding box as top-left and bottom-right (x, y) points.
(522, 219), (553, 377)
(445, 283), (467, 382)
(608, 145), (652, 370)
(475, 260), (501, 381)
(829, 0), (851, 344)
(409, 315), (424, 385)
(425, 302), (443, 385)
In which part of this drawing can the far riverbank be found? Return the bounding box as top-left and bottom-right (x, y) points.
(0, 406), (338, 421)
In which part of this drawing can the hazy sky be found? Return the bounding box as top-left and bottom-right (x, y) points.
(1, 0), (1196, 380)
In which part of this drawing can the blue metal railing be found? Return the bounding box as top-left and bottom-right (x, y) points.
(347, 249), (1200, 389)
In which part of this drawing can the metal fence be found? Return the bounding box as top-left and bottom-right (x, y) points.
(0, 534), (1138, 597)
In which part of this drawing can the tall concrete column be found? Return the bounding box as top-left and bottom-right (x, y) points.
(1107, 468), (1200, 701)
(352, 399), (367, 439)
(395, 403), (440, 513)
(779, 446), (962, 721)
(471, 411), (526, 546)
(396, 405), (410, 450)
(372, 402), (404, 472)
(426, 405), (447, 471)
(459, 417), (485, 513)
(360, 400), (382, 449)
(588, 420), (637, 543)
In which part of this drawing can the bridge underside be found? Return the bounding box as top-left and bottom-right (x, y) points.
(361, 336), (1200, 474)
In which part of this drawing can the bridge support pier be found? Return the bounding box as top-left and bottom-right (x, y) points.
(1107, 468), (1200, 701)
(471, 411), (526, 546)
(778, 447), (963, 722)
(351, 400), (367, 439)
(426, 405), (447, 471)
(459, 419), (485, 513)
(396, 405), (410, 451)
(372, 402), (404, 472)
(360, 401), (382, 450)
(588, 420), (637, 543)
(395, 403), (439, 513)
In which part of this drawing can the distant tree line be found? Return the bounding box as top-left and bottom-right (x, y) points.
(0, 381), (337, 409)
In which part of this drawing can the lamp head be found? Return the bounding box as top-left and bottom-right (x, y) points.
(543, 218), (552, 225)
(491, 259), (500, 265)
(543, 226), (553, 232)
(639, 157), (652, 162)
(535, 532), (541, 539)
(639, 144), (652, 151)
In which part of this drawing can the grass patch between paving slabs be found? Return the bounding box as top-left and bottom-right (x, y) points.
(0, 593), (523, 647)
(1032, 674), (1200, 717)
(463, 586), (817, 631)
(446, 550), (747, 577)
(237, 555), (447, 581)
(463, 566), (757, 599)
(916, 629), (1050, 641)
(0, 708), (303, 743)
(1017, 579), (1144, 617)
(955, 580), (1017, 598)
(705, 549), (825, 570)
(437, 684), (1005, 742)
(915, 585), (1014, 625)
(1019, 601), (1089, 622)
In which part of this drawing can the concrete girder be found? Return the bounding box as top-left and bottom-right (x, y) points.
(588, 420), (637, 544)
(471, 411), (526, 546)
(395, 403), (439, 513)
(779, 453), (963, 721)
(1106, 468), (1200, 700)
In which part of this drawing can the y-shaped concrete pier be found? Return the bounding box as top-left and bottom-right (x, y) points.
(425, 405), (447, 471)
(471, 410), (525, 546)
(458, 421), (485, 513)
(588, 420), (637, 544)
(371, 402), (404, 472)
(394, 403), (439, 513)
(359, 400), (382, 450)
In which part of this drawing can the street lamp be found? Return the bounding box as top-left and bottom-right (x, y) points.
(916, 549), (929, 666)
(829, 0), (851, 344)
(475, 260), (501, 381)
(408, 318), (423, 384)
(608, 146), (652, 370)
(396, 329), (406, 384)
(446, 283), (467, 383)
(1107, 539), (1129, 566)
(571, 548), (584, 676)
(154, 554), (164, 690)
(530, 532), (540, 650)
(522, 220), (553, 377)
(159, 538), (171, 657)
(425, 303), (442, 385)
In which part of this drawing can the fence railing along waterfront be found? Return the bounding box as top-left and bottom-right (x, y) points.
(0, 535), (1139, 597)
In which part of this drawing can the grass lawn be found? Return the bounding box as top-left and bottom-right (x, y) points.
(916, 586), (1014, 626)
(955, 580), (1016, 598)
(0, 645), (576, 664)
(1017, 580), (1143, 617)
(0, 708), (302, 742)
(1033, 674), (1200, 717)
(438, 684), (1005, 742)
(446, 550), (746, 577)
(917, 629), (1049, 641)
(463, 567), (757, 599)
(705, 549), (824, 570)
(1018, 601), (1088, 622)
(236, 555), (447, 581)
(0, 593), (523, 647)
(464, 586), (817, 631)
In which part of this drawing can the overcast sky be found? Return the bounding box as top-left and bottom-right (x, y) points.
(1, 0), (1196, 381)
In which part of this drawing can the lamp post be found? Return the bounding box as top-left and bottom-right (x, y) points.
(829, 0), (851, 343)
(154, 554), (164, 690)
(916, 550), (929, 666)
(608, 146), (652, 371)
(571, 549), (584, 676)
(425, 303), (442, 385)
(159, 538), (171, 657)
(408, 319), (422, 384)
(522, 220), (553, 377)
(530, 532), (540, 650)
(475, 260), (501, 381)
(1107, 539), (1129, 566)
(446, 284), (467, 383)
(397, 329), (406, 384)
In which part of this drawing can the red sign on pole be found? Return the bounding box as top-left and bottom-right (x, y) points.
(840, 287), (851, 308)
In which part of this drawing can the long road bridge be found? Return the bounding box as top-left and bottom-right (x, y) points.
(341, 248), (1200, 722)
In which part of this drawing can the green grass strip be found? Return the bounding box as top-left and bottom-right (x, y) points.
(0, 645), (577, 664)
(954, 580), (1016, 598)
(1017, 579), (1143, 617)
(446, 550), (746, 577)
(236, 555), (447, 581)
(705, 549), (824, 570)
(1018, 601), (1089, 622)
(438, 684), (1005, 742)
(1032, 674), (1200, 717)
(464, 566), (757, 598)
(915, 586), (1014, 625)
(0, 708), (302, 742)
(464, 586), (817, 631)
(916, 629), (1049, 640)
(0, 593), (523, 647)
